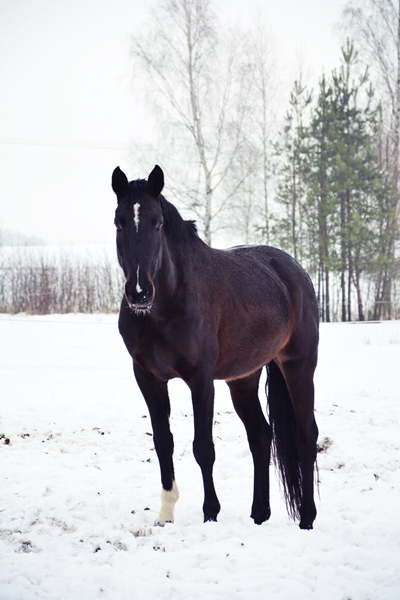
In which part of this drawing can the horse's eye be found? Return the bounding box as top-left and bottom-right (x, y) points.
(115, 223), (122, 232)
(156, 220), (164, 231)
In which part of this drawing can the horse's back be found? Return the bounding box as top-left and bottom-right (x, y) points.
(222, 245), (317, 316)
(206, 245), (318, 380)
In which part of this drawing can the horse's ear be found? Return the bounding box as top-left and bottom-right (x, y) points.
(148, 165), (164, 198)
(112, 167), (129, 200)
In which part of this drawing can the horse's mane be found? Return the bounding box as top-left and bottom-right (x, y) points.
(129, 179), (199, 243)
(160, 196), (198, 243)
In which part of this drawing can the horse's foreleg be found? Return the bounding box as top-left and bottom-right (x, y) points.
(134, 363), (179, 526)
(227, 370), (272, 525)
(190, 371), (220, 522)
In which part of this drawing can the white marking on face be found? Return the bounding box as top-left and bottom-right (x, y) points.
(154, 480), (179, 526)
(134, 204), (142, 294)
(133, 203), (140, 232)
(136, 265), (142, 293)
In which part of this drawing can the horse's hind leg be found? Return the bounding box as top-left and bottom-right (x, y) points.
(227, 369), (272, 525)
(133, 363), (179, 526)
(279, 358), (318, 530)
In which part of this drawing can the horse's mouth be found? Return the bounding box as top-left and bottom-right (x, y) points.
(129, 304), (153, 316)
(125, 294), (153, 315)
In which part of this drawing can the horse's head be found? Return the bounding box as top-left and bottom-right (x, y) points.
(112, 165), (165, 313)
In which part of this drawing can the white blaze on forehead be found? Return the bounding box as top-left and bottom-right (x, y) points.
(133, 203), (140, 232)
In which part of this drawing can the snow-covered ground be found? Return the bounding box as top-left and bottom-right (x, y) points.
(0, 314), (399, 600)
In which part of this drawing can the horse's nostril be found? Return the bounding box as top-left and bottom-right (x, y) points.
(125, 280), (154, 305)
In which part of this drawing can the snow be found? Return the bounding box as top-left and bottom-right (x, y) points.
(1, 314), (399, 599)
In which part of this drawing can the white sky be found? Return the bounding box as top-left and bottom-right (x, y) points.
(0, 0), (347, 245)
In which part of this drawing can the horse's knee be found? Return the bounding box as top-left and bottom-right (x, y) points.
(153, 430), (174, 456)
(192, 438), (215, 469)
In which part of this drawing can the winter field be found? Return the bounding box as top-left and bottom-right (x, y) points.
(0, 314), (399, 600)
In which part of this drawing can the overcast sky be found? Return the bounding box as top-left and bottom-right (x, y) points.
(0, 0), (347, 245)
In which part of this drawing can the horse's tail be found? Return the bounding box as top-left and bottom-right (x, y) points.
(266, 360), (302, 520)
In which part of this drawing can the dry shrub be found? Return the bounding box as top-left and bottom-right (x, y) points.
(0, 247), (124, 314)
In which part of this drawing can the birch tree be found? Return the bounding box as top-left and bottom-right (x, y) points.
(247, 19), (278, 245)
(225, 19), (278, 245)
(130, 0), (255, 245)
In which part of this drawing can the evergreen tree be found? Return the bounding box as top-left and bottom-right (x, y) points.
(274, 42), (392, 321)
(273, 78), (312, 263)
(306, 74), (338, 322)
(328, 42), (391, 320)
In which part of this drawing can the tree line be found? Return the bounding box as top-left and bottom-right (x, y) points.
(0, 249), (123, 314)
(273, 42), (396, 322)
(130, 0), (400, 321)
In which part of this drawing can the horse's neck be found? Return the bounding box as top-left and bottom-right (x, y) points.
(155, 237), (180, 299)
(155, 236), (204, 306)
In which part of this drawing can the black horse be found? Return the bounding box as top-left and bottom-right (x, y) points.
(111, 165), (319, 530)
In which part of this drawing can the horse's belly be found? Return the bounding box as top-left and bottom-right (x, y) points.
(214, 326), (289, 381)
(215, 354), (269, 380)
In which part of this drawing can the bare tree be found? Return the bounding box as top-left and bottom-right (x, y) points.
(341, 0), (400, 318)
(224, 18), (279, 246)
(342, 1), (399, 184)
(130, 0), (256, 245)
(248, 18), (279, 245)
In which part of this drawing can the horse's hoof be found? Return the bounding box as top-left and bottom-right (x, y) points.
(299, 506), (316, 530)
(251, 507), (271, 525)
(203, 515), (218, 523)
(154, 519), (173, 527)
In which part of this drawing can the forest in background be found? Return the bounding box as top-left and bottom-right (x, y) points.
(1, 0), (399, 321)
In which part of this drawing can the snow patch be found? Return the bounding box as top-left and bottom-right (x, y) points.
(0, 314), (399, 599)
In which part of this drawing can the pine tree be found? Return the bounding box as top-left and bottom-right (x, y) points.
(329, 42), (390, 320)
(273, 78), (312, 263)
(274, 42), (391, 321)
(306, 74), (338, 322)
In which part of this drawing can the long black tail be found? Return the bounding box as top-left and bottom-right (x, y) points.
(266, 360), (302, 520)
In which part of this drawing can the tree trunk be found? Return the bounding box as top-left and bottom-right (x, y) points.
(354, 269), (365, 321)
(340, 193), (347, 322)
(185, 4), (213, 246)
(261, 80), (270, 245)
(347, 253), (352, 321)
(203, 174), (213, 246)
(325, 265), (330, 323)
(263, 139), (269, 244)
(292, 167), (297, 260)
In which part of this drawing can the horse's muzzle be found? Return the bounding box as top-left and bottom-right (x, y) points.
(125, 280), (154, 310)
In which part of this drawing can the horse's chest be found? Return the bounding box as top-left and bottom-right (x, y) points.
(129, 327), (197, 381)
